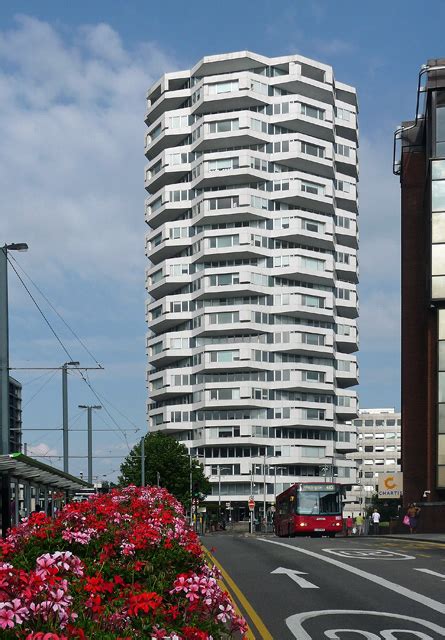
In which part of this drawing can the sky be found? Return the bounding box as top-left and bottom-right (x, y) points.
(2, 0), (444, 482)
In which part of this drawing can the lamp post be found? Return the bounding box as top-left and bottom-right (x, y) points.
(78, 405), (101, 484)
(217, 465), (231, 523)
(250, 462), (260, 534)
(140, 436), (145, 487)
(62, 361), (79, 473)
(189, 452), (206, 529)
(273, 466), (287, 499)
(0, 243), (28, 537)
(263, 452), (267, 530)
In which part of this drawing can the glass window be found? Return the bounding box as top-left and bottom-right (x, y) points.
(437, 106), (445, 145)
(432, 245), (445, 276)
(432, 276), (445, 299)
(432, 160), (445, 180)
(432, 212), (445, 243)
(301, 180), (323, 195)
(210, 350), (239, 363)
(209, 80), (239, 94)
(432, 180), (445, 212)
(301, 103), (325, 120)
(439, 372), (445, 403)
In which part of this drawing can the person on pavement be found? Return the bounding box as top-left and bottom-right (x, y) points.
(355, 512), (365, 536)
(406, 503), (421, 534)
(345, 515), (354, 536)
(371, 508), (381, 535)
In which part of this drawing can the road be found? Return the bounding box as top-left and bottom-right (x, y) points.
(201, 533), (445, 639)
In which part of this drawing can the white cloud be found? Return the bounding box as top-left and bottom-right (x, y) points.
(26, 442), (58, 458)
(1, 15), (176, 287)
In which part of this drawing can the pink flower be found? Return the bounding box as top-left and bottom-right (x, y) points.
(10, 598), (29, 624)
(216, 603), (234, 623)
(0, 605), (15, 629)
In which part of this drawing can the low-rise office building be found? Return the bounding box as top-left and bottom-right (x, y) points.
(347, 408), (401, 513)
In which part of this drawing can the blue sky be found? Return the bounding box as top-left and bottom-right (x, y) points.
(2, 0), (445, 481)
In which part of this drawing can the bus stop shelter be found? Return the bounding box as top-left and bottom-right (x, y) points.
(0, 452), (93, 536)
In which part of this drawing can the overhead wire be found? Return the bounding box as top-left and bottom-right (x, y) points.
(8, 254), (132, 451)
(22, 370), (59, 409)
(8, 254), (103, 368)
(21, 370), (58, 386)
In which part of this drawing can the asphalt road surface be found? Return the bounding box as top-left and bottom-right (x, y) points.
(201, 533), (445, 639)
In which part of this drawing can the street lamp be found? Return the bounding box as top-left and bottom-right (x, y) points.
(0, 243), (28, 537)
(78, 405), (101, 484)
(189, 452), (206, 527)
(273, 465), (287, 499)
(217, 465), (231, 523)
(62, 361), (79, 473)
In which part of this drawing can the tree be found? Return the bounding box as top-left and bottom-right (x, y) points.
(118, 432), (210, 510)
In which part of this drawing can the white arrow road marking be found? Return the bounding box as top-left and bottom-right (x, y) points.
(414, 568), (445, 581)
(258, 538), (445, 614)
(271, 566), (319, 589)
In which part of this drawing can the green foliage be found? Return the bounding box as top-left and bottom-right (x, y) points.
(118, 431), (211, 509)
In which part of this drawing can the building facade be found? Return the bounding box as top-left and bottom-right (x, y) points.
(347, 408), (401, 513)
(145, 51), (359, 521)
(395, 59), (445, 530)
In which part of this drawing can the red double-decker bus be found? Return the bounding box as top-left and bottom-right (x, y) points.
(274, 482), (344, 538)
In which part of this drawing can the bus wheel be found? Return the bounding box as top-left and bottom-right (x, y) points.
(328, 532), (336, 538)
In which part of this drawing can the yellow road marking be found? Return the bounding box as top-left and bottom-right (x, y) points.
(202, 548), (256, 640)
(203, 545), (273, 640)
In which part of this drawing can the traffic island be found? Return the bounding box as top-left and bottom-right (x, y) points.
(0, 485), (247, 638)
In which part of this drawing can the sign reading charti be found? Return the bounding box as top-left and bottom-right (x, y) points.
(378, 472), (403, 498)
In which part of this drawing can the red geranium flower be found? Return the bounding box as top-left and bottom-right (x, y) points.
(127, 591), (162, 616)
(181, 626), (210, 639)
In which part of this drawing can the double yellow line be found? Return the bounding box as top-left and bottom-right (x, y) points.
(202, 545), (273, 640)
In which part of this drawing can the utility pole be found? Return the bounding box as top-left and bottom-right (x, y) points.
(141, 436), (145, 487)
(78, 405), (101, 484)
(62, 361), (79, 473)
(189, 455), (193, 526)
(250, 464), (254, 534)
(263, 451), (267, 533)
(218, 464), (221, 522)
(1, 243), (28, 538)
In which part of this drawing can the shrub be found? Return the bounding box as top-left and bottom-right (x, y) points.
(0, 486), (247, 639)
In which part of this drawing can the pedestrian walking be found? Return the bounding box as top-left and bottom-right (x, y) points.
(355, 512), (365, 536)
(371, 508), (380, 535)
(404, 503), (421, 534)
(345, 515), (354, 536)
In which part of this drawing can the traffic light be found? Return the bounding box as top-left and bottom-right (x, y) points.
(193, 482), (200, 498)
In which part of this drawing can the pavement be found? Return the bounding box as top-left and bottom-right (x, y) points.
(380, 532), (445, 544)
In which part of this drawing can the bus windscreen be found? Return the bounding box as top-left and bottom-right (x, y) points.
(296, 490), (341, 515)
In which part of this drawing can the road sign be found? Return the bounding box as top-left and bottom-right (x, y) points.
(378, 472), (403, 498)
(248, 498), (255, 510)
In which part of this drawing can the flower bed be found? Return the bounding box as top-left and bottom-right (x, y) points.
(0, 486), (247, 639)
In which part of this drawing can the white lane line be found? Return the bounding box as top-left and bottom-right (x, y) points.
(258, 538), (445, 615)
(415, 568), (445, 581)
